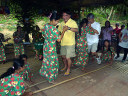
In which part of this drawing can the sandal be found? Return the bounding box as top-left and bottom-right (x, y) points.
(64, 72), (70, 76)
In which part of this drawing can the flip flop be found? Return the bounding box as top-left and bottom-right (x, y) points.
(64, 72), (70, 76)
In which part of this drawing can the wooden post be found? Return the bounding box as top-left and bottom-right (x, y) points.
(78, 0), (81, 24)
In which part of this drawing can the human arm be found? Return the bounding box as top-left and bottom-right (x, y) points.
(88, 23), (101, 35)
(57, 26), (68, 42)
(119, 31), (122, 42)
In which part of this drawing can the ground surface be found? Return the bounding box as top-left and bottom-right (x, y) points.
(0, 45), (128, 96)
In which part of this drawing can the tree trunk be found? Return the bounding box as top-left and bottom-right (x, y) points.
(107, 6), (113, 20)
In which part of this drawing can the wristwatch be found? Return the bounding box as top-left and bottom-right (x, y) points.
(68, 27), (71, 30)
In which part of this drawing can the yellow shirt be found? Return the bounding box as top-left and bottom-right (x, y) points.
(58, 18), (78, 46)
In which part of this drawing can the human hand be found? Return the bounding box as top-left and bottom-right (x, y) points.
(119, 39), (122, 42)
(63, 26), (68, 32)
(88, 23), (91, 28)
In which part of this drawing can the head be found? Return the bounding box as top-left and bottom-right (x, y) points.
(80, 18), (88, 28)
(17, 26), (22, 32)
(115, 23), (119, 28)
(19, 54), (27, 62)
(0, 59), (24, 79)
(36, 25), (40, 31)
(105, 21), (111, 27)
(62, 9), (71, 22)
(87, 13), (94, 24)
(104, 40), (110, 47)
(50, 12), (60, 26)
(79, 18), (88, 35)
(121, 25), (125, 30)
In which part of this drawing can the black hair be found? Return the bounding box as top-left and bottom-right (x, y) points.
(0, 59), (24, 79)
(105, 20), (111, 28)
(17, 26), (21, 30)
(19, 54), (28, 61)
(103, 40), (112, 56)
(62, 9), (72, 16)
(115, 23), (119, 27)
(87, 13), (94, 19)
(79, 18), (88, 36)
(50, 12), (60, 21)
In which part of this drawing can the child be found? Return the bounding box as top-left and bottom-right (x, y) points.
(0, 59), (33, 96)
(32, 25), (44, 60)
(100, 40), (115, 64)
(19, 54), (33, 83)
(13, 26), (25, 58)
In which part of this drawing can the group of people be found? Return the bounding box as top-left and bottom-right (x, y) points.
(0, 9), (128, 95)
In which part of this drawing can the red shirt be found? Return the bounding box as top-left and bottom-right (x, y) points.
(113, 27), (121, 34)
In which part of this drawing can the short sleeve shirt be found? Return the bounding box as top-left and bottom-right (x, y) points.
(58, 18), (78, 46)
(119, 29), (128, 48)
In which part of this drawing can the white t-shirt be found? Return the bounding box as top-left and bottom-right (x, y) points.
(87, 22), (101, 45)
(119, 29), (128, 48)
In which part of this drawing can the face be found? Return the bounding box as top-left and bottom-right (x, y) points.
(104, 41), (109, 47)
(83, 23), (87, 27)
(17, 27), (21, 32)
(52, 19), (59, 26)
(115, 24), (119, 28)
(105, 22), (110, 27)
(23, 58), (27, 62)
(17, 66), (25, 73)
(87, 18), (94, 24)
(62, 13), (71, 22)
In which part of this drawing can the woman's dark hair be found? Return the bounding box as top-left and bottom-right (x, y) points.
(103, 40), (112, 55)
(79, 18), (88, 36)
(105, 20), (111, 28)
(0, 59), (24, 79)
(50, 12), (60, 21)
(19, 54), (28, 61)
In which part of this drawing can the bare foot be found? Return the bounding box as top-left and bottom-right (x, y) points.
(49, 80), (56, 84)
(82, 68), (86, 72)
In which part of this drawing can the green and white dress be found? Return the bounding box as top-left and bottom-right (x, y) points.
(13, 31), (25, 57)
(0, 73), (25, 96)
(73, 26), (95, 68)
(101, 47), (115, 61)
(39, 24), (60, 82)
(0, 33), (6, 62)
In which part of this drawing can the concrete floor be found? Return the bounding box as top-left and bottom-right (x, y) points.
(0, 47), (128, 96)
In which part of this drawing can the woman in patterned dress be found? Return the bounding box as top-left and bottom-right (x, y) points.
(0, 59), (33, 96)
(19, 54), (33, 83)
(13, 26), (25, 58)
(0, 33), (10, 64)
(100, 40), (115, 64)
(39, 12), (67, 83)
(73, 18), (95, 71)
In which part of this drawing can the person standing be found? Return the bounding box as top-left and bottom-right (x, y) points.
(115, 23), (128, 62)
(0, 33), (10, 64)
(39, 12), (67, 83)
(101, 21), (113, 45)
(13, 26), (25, 58)
(73, 18), (95, 71)
(86, 13), (101, 64)
(58, 9), (78, 75)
